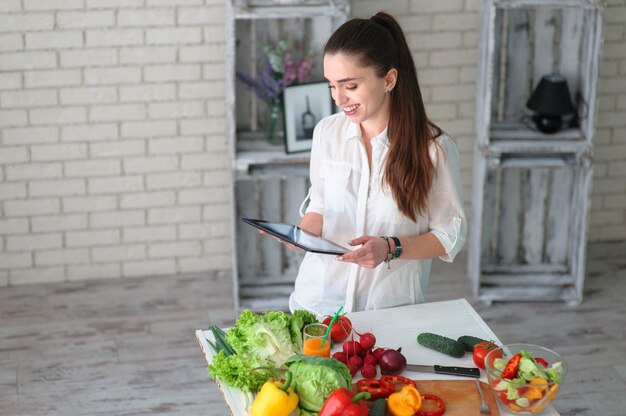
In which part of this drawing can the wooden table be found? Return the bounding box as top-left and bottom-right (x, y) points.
(196, 298), (559, 416)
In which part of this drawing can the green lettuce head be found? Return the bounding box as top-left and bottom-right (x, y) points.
(285, 354), (352, 414)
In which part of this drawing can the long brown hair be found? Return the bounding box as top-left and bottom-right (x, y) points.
(324, 12), (442, 222)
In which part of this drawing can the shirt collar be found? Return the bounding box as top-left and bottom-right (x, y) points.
(372, 127), (390, 147)
(344, 122), (390, 148)
(344, 121), (359, 141)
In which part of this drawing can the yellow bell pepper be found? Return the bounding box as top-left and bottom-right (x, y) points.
(249, 372), (298, 416)
(521, 377), (549, 401)
(387, 385), (422, 416)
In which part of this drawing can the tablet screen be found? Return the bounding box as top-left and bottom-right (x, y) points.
(241, 218), (350, 255)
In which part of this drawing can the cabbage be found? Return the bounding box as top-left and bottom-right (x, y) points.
(545, 361), (563, 383)
(518, 357), (544, 381)
(285, 354), (352, 414)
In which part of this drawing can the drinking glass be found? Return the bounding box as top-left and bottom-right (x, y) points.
(302, 323), (330, 357)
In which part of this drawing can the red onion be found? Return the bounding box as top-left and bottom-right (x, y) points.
(379, 347), (407, 375)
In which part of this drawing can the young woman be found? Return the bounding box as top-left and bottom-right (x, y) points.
(289, 11), (466, 316)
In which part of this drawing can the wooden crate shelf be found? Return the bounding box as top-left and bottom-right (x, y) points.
(469, 0), (604, 305)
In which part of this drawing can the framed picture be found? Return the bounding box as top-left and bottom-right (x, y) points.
(283, 82), (332, 154)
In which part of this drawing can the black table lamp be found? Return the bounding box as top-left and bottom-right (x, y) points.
(526, 74), (576, 134)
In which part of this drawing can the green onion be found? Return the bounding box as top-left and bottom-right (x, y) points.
(208, 325), (236, 356)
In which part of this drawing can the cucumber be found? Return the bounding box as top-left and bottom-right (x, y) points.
(368, 398), (387, 416)
(417, 332), (466, 358)
(457, 335), (489, 352)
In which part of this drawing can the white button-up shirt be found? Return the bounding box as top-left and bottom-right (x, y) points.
(289, 112), (466, 316)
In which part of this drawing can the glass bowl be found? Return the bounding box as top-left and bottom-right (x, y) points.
(484, 343), (567, 414)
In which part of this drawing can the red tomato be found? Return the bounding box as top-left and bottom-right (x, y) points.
(473, 341), (499, 370)
(322, 315), (353, 343)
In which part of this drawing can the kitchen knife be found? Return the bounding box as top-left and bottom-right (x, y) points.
(406, 364), (480, 378)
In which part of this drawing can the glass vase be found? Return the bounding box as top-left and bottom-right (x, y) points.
(265, 103), (285, 146)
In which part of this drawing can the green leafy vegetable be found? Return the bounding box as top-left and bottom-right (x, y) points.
(226, 310), (297, 368)
(285, 354), (352, 414)
(290, 309), (318, 351)
(207, 309), (318, 392)
(207, 350), (268, 392)
(545, 361), (563, 383)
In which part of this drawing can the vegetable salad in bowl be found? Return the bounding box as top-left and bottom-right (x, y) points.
(485, 343), (567, 414)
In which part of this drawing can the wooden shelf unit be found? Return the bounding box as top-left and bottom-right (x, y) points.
(468, 0), (605, 305)
(225, 1), (349, 311)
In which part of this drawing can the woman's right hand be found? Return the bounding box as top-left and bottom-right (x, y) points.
(336, 235), (389, 268)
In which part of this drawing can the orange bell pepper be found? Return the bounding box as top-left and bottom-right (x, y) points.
(387, 385), (422, 416)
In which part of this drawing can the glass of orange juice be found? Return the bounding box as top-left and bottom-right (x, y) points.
(302, 323), (331, 357)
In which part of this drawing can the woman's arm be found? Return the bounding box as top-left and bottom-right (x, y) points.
(299, 212), (323, 237)
(337, 232), (445, 269)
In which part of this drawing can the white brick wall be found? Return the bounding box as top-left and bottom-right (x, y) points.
(588, 0), (626, 241)
(0, 0), (625, 290)
(1, 1), (228, 286)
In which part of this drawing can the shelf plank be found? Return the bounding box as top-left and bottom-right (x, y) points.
(478, 285), (580, 305)
(233, 3), (349, 20)
(487, 140), (591, 155)
(235, 150), (310, 172)
(481, 273), (576, 286)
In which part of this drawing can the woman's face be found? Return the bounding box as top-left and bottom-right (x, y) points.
(324, 53), (396, 131)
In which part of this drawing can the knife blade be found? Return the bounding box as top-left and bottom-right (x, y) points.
(406, 364), (480, 378)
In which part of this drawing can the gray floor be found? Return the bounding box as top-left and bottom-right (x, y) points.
(1, 240), (625, 416)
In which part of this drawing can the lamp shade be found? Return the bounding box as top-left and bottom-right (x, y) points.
(526, 74), (575, 116)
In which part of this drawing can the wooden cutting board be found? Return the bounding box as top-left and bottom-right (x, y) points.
(356, 379), (500, 416)
(414, 380), (500, 416)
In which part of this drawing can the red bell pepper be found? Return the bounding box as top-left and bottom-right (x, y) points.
(416, 393), (446, 416)
(356, 378), (395, 400)
(318, 387), (371, 416)
(380, 375), (417, 393)
(501, 353), (522, 379)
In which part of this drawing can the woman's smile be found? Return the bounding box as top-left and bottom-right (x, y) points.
(342, 104), (360, 115)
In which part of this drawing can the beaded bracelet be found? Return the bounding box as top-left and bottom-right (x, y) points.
(380, 236), (394, 269)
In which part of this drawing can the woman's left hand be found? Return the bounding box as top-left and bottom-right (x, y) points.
(337, 236), (388, 268)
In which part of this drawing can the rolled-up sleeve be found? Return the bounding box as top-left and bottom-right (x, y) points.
(427, 135), (467, 262)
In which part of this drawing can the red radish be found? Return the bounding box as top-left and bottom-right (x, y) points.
(379, 347), (407, 375)
(364, 353), (378, 366)
(332, 351), (347, 364)
(359, 332), (376, 351)
(372, 347), (387, 361)
(342, 340), (363, 357)
(361, 364), (377, 379)
(349, 355), (363, 369)
(347, 362), (359, 377)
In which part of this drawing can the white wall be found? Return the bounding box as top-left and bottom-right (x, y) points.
(1, 0), (625, 288)
(0, 0), (231, 286)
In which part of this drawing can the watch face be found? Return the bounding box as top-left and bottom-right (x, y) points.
(390, 236), (402, 258)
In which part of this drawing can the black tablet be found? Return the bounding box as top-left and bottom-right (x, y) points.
(241, 218), (350, 255)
